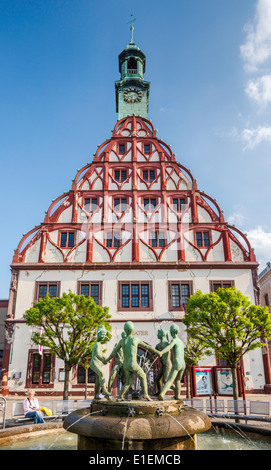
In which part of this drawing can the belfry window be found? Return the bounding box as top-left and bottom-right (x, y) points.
(127, 57), (137, 73)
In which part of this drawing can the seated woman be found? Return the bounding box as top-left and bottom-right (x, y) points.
(23, 390), (45, 424)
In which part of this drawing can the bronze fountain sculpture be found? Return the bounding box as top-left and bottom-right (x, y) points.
(64, 321), (211, 450)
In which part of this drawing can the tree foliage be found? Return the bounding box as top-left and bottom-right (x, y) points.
(24, 291), (111, 399)
(183, 287), (271, 368)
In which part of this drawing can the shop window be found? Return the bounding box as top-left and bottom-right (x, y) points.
(26, 350), (55, 388)
(77, 365), (95, 384)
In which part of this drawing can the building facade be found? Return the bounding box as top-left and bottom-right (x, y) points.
(1, 34), (268, 397)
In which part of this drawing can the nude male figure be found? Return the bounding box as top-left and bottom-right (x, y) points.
(157, 324), (185, 401)
(108, 331), (126, 393)
(105, 321), (161, 401)
(148, 329), (174, 395)
(90, 325), (111, 399)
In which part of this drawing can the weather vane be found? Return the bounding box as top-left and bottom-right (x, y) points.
(127, 14), (136, 43)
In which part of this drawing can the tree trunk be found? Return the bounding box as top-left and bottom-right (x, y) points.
(231, 366), (240, 423)
(63, 360), (71, 401)
(186, 367), (191, 398)
(85, 368), (88, 400)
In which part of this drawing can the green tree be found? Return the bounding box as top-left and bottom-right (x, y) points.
(184, 336), (212, 398)
(183, 287), (271, 402)
(24, 291), (111, 400)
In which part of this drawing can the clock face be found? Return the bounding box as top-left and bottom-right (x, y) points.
(123, 87), (143, 103)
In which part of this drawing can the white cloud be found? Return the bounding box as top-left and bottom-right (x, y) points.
(228, 212), (247, 227)
(246, 226), (271, 271)
(240, 0), (271, 73)
(241, 125), (271, 149)
(245, 74), (271, 108)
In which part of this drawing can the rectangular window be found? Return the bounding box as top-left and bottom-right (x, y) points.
(210, 281), (235, 292)
(142, 169), (155, 182)
(144, 144), (150, 154)
(84, 198), (90, 210)
(60, 231), (75, 248)
(168, 281), (193, 311)
(119, 144), (125, 154)
(172, 198), (185, 212)
(114, 170), (127, 182)
(78, 281), (102, 305)
(196, 231), (211, 248)
(84, 198), (98, 211)
(26, 349), (55, 388)
(35, 282), (60, 302)
(106, 232), (121, 248)
(114, 198), (127, 212)
(151, 231), (166, 248)
(143, 198), (156, 211)
(77, 365), (95, 384)
(118, 281), (153, 311)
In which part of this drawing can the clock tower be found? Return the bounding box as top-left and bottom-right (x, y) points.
(115, 27), (150, 120)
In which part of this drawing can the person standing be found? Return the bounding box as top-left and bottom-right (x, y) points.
(23, 390), (45, 424)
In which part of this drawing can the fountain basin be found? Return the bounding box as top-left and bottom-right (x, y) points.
(63, 398), (211, 450)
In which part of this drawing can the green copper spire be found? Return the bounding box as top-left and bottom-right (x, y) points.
(128, 14), (136, 44)
(115, 17), (150, 120)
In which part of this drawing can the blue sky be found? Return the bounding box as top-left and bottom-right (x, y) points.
(0, 0), (271, 298)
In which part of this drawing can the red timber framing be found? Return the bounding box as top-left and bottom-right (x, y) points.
(3, 114), (264, 396)
(11, 115), (257, 269)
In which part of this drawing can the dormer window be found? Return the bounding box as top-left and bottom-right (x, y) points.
(151, 231), (166, 248)
(196, 231), (211, 248)
(106, 231), (121, 248)
(143, 197), (157, 211)
(144, 144), (150, 154)
(172, 198), (186, 212)
(84, 197), (98, 211)
(114, 197), (127, 212)
(59, 231), (75, 248)
(114, 169), (127, 182)
(119, 144), (125, 154)
(142, 169), (155, 182)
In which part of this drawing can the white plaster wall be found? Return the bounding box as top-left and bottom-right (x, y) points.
(25, 239), (41, 263)
(9, 266), (262, 393)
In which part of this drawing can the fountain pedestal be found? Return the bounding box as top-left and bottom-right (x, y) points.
(63, 398), (211, 450)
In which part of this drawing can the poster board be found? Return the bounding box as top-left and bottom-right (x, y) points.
(193, 367), (213, 396)
(216, 367), (233, 396)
